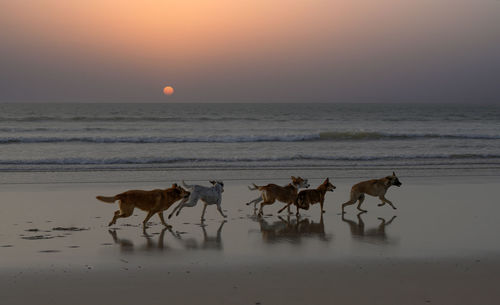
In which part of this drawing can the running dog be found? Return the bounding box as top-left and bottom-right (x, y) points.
(247, 176), (310, 216)
(341, 172), (402, 214)
(168, 180), (226, 221)
(96, 184), (190, 228)
(280, 178), (336, 216)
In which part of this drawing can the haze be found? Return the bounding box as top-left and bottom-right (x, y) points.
(1, 0), (499, 103)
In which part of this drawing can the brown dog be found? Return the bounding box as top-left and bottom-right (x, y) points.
(97, 184), (190, 227)
(281, 178), (336, 216)
(341, 172), (402, 214)
(247, 176), (310, 216)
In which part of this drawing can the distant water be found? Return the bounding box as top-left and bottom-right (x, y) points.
(0, 103), (499, 181)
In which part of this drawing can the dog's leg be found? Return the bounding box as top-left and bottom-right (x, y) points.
(109, 205), (134, 226)
(177, 196), (199, 217)
(158, 212), (172, 228)
(142, 210), (156, 227)
(356, 194), (367, 212)
(277, 202), (292, 214)
(168, 201), (184, 219)
(201, 202), (208, 221)
(320, 199), (326, 214)
(108, 210), (121, 226)
(258, 200), (274, 217)
(379, 195), (397, 209)
(341, 199), (357, 214)
(246, 196), (263, 207)
(216, 204), (227, 218)
(296, 204), (300, 217)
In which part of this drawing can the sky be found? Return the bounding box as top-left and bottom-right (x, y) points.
(0, 0), (499, 103)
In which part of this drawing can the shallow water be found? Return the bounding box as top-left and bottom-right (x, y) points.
(0, 103), (499, 179)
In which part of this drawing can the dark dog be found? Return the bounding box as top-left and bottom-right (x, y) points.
(279, 178), (336, 216)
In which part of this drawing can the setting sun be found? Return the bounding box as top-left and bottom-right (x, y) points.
(163, 86), (174, 96)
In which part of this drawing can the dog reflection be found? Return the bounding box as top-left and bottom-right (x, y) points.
(256, 214), (331, 243)
(108, 227), (175, 253)
(171, 221), (226, 251)
(341, 212), (397, 243)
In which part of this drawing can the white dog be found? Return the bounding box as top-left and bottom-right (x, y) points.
(168, 180), (226, 221)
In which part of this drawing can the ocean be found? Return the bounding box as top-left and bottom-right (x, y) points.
(1, 103), (499, 184)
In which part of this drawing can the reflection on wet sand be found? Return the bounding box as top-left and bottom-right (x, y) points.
(172, 221), (226, 251)
(252, 214), (332, 243)
(341, 212), (398, 244)
(108, 221), (226, 253)
(108, 227), (177, 253)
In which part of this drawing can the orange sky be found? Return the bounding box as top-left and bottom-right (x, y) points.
(1, 0), (499, 102)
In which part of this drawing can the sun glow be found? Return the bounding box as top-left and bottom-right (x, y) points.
(163, 86), (174, 96)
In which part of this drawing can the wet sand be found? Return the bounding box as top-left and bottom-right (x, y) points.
(1, 176), (500, 304)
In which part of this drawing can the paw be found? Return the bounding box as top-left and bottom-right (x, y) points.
(168, 214), (173, 219)
(392, 206), (397, 210)
(322, 210), (326, 213)
(377, 203), (384, 206)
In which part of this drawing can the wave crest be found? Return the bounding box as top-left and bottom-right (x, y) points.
(1, 154), (499, 166)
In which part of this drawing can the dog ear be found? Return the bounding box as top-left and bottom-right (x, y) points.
(172, 183), (178, 188)
(291, 176), (296, 180)
(392, 171), (396, 176)
(209, 180), (216, 185)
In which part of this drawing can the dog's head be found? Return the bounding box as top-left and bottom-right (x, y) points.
(321, 177), (336, 192)
(291, 176), (310, 188)
(172, 184), (191, 199)
(386, 172), (402, 187)
(209, 180), (224, 193)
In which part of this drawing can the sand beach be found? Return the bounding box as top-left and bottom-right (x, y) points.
(1, 173), (499, 304)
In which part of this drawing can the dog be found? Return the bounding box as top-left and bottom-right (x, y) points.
(281, 177), (335, 216)
(96, 184), (190, 227)
(341, 172), (402, 214)
(246, 176), (310, 216)
(168, 180), (226, 221)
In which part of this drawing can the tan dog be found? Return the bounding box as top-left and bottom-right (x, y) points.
(96, 184), (190, 228)
(282, 178), (336, 216)
(341, 172), (402, 214)
(247, 176), (310, 216)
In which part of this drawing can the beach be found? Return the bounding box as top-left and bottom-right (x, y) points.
(0, 102), (499, 304)
(1, 174), (500, 304)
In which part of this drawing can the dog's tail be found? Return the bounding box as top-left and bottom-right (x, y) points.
(96, 195), (118, 203)
(248, 183), (260, 191)
(181, 180), (193, 190)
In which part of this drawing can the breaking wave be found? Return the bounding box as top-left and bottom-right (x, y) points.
(1, 131), (499, 144)
(1, 154), (499, 166)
